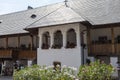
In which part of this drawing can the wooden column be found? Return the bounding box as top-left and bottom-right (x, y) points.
(111, 28), (115, 53)
(17, 36), (20, 48)
(30, 35), (33, 50)
(87, 27), (91, 54)
(5, 37), (8, 49)
(36, 35), (39, 48)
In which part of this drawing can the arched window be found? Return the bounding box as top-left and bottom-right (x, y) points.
(41, 32), (50, 49)
(66, 29), (77, 48)
(52, 30), (63, 49)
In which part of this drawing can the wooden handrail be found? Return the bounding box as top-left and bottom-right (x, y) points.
(18, 50), (37, 60)
(0, 50), (12, 58)
(90, 43), (112, 56)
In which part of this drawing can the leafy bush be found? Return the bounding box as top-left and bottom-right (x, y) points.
(13, 65), (77, 80)
(77, 60), (115, 80)
(13, 61), (115, 80)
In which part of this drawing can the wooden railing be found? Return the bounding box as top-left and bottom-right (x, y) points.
(18, 50), (37, 60)
(90, 44), (113, 56)
(0, 50), (12, 58)
(0, 49), (37, 60)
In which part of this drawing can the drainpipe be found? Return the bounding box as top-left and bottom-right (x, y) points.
(80, 31), (87, 65)
(81, 32), (84, 65)
(79, 23), (87, 65)
(81, 46), (85, 64)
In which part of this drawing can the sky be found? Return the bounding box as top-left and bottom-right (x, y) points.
(0, 0), (64, 15)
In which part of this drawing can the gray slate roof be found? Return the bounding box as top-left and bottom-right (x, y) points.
(27, 6), (85, 29)
(1, 0), (120, 36)
(0, 2), (64, 36)
(69, 0), (120, 25)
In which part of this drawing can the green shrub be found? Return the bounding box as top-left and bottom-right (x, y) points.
(13, 65), (77, 80)
(77, 60), (115, 80)
(13, 61), (115, 80)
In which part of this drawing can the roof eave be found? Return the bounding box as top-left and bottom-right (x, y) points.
(25, 21), (87, 30)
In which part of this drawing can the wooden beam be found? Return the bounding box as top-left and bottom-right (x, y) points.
(91, 22), (120, 29)
(111, 28), (115, 53)
(5, 37), (8, 49)
(17, 36), (20, 48)
(35, 35), (38, 48)
(0, 33), (30, 38)
(30, 35), (33, 50)
(87, 27), (91, 54)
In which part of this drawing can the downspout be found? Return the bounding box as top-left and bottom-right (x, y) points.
(79, 23), (87, 65)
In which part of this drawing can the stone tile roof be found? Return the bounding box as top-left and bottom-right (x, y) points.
(1, 0), (120, 36)
(69, 0), (120, 25)
(26, 6), (85, 29)
(0, 2), (64, 36)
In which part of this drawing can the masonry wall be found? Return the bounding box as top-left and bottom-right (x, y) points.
(37, 23), (83, 69)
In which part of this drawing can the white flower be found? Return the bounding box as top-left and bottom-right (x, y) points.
(68, 66), (77, 71)
(62, 65), (67, 68)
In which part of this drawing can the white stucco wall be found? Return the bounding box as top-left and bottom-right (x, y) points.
(91, 28), (111, 41)
(0, 38), (6, 48)
(37, 48), (81, 69)
(37, 23), (83, 69)
(110, 57), (118, 77)
(87, 57), (95, 62)
(20, 36), (31, 48)
(114, 27), (120, 38)
(20, 35), (37, 48)
(8, 37), (18, 47)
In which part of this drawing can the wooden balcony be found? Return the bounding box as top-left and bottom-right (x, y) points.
(0, 50), (12, 58)
(0, 49), (37, 60)
(90, 44), (113, 56)
(18, 50), (37, 60)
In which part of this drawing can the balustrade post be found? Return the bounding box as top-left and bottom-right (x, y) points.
(111, 27), (115, 54)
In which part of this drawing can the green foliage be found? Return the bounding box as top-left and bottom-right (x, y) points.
(77, 60), (115, 80)
(13, 61), (115, 80)
(13, 65), (77, 80)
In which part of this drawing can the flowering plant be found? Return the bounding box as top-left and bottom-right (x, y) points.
(77, 60), (115, 80)
(13, 65), (77, 80)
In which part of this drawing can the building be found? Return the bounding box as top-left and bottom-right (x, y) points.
(0, 0), (120, 77)
(0, 6), (40, 75)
